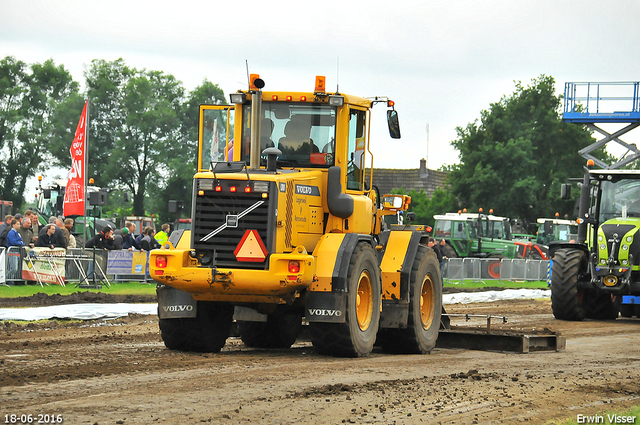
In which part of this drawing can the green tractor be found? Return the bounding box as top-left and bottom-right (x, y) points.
(536, 216), (578, 246)
(551, 166), (640, 320)
(433, 211), (523, 278)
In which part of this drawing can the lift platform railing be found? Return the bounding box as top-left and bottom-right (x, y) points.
(563, 81), (640, 123)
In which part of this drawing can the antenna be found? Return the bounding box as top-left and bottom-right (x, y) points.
(426, 123), (430, 169)
(336, 56), (340, 93)
(246, 60), (250, 90)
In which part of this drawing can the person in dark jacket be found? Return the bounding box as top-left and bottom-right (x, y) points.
(0, 215), (14, 247)
(17, 218), (35, 248)
(36, 224), (65, 249)
(38, 221), (67, 248)
(112, 228), (124, 250)
(140, 227), (160, 251)
(85, 225), (116, 250)
(121, 227), (140, 250)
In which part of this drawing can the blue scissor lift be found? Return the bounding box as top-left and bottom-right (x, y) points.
(563, 81), (640, 170)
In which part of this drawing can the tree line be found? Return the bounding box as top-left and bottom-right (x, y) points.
(395, 75), (608, 233)
(0, 56), (224, 224)
(0, 57), (603, 230)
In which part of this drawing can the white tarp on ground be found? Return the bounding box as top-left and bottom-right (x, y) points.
(0, 289), (551, 321)
(444, 288), (551, 305)
(0, 303), (157, 321)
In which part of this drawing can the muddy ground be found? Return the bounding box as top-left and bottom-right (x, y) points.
(2, 296), (640, 425)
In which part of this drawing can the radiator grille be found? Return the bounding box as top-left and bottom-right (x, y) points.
(193, 188), (271, 269)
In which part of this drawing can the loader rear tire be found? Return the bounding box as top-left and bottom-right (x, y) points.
(550, 248), (588, 321)
(379, 246), (442, 354)
(309, 242), (381, 357)
(159, 301), (234, 352)
(238, 313), (303, 348)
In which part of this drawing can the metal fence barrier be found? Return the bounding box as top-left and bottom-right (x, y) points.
(443, 257), (550, 283)
(1, 248), (549, 286)
(0, 247), (152, 286)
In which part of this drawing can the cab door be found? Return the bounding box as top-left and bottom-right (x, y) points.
(199, 105), (235, 171)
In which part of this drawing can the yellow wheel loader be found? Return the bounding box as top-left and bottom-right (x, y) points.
(150, 75), (442, 357)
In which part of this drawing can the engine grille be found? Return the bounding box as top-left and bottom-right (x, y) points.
(193, 185), (272, 269)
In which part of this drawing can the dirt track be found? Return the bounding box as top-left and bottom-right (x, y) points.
(2, 298), (640, 425)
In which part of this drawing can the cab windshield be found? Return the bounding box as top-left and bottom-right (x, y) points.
(599, 178), (640, 221)
(241, 102), (336, 168)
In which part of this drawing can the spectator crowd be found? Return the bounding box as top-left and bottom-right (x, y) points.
(1, 211), (170, 282)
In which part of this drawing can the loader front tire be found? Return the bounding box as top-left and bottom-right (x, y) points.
(310, 242), (381, 357)
(379, 246), (442, 354)
(159, 301), (234, 352)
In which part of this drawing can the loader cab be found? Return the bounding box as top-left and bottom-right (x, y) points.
(239, 101), (338, 169)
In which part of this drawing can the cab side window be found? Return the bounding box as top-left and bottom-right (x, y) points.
(347, 109), (367, 191)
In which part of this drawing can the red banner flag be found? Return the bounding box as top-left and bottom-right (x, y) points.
(63, 101), (88, 217)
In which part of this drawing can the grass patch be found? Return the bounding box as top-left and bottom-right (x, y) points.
(547, 405), (640, 424)
(444, 280), (549, 290)
(0, 281), (157, 298)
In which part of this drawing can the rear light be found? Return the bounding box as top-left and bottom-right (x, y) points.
(286, 95), (293, 101)
(215, 185), (222, 192)
(244, 186), (252, 193)
(156, 256), (168, 268)
(230, 186), (237, 193)
(288, 261), (300, 273)
(300, 96), (307, 102)
(272, 95), (278, 101)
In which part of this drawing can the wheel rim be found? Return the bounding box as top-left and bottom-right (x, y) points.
(420, 274), (435, 329)
(356, 270), (373, 331)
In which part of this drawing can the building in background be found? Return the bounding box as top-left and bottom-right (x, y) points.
(369, 159), (448, 197)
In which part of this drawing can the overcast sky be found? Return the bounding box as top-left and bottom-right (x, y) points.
(2, 0), (640, 179)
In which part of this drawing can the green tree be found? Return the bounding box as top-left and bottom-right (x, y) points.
(155, 80), (227, 223)
(448, 75), (607, 227)
(0, 56), (78, 209)
(49, 59), (188, 218)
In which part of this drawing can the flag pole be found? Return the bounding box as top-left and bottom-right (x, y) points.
(83, 98), (89, 255)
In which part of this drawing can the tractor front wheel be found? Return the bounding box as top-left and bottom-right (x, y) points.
(550, 248), (588, 321)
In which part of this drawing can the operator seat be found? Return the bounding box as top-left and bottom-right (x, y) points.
(278, 117), (313, 155)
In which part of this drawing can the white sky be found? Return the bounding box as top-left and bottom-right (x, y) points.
(2, 0), (640, 183)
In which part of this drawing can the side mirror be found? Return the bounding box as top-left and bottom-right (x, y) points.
(543, 220), (553, 235)
(387, 110), (401, 139)
(561, 183), (571, 200)
(382, 194), (410, 211)
(43, 189), (51, 199)
(382, 195), (404, 210)
(406, 212), (417, 222)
